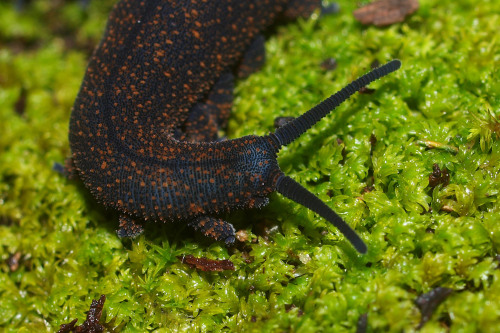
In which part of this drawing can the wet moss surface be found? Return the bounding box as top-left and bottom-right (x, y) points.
(1, 0), (499, 331)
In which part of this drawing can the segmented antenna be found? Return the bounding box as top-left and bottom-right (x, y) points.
(272, 60), (402, 253)
(272, 59), (401, 147)
(276, 175), (367, 253)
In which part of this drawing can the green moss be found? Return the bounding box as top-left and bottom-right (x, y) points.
(1, 0), (499, 331)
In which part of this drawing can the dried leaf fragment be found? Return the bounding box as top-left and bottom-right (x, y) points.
(354, 0), (419, 27)
(428, 163), (450, 188)
(358, 86), (376, 94)
(320, 57), (337, 71)
(7, 252), (22, 272)
(57, 295), (106, 333)
(179, 254), (235, 271)
(415, 287), (453, 329)
(356, 313), (368, 333)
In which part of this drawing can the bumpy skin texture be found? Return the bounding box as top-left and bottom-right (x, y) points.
(69, 0), (321, 242)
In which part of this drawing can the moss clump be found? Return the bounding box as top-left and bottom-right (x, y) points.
(1, 0), (499, 331)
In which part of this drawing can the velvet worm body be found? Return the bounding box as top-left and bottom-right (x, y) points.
(68, 0), (401, 253)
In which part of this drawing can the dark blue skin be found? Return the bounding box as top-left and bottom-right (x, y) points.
(67, 0), (401, 253)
